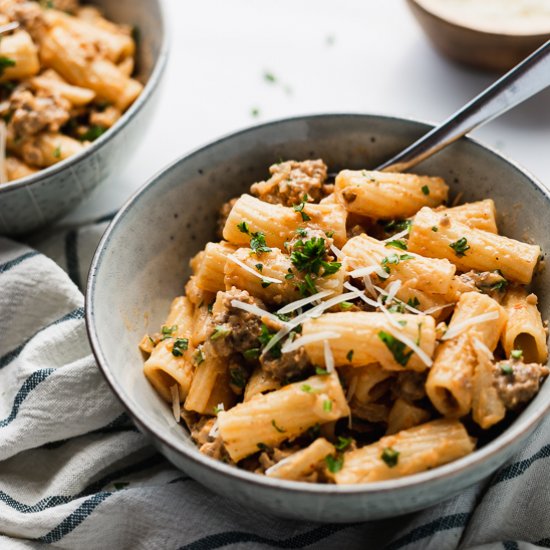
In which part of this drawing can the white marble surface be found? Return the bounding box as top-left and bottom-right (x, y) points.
(64, 0), (550, 223)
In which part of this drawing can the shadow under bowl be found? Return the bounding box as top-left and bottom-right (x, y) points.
(86, 114), (550, 522)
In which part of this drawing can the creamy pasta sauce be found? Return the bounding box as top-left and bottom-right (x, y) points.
(415, 0), (550, 35)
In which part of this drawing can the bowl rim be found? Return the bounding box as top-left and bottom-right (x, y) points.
(86, 112), (550, 495)
(407, 0), (550, 39)
(0, 0), (170, 194)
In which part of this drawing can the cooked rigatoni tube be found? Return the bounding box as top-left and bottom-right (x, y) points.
(386, 398), (431, 435)
(266, 438), (335, 481)
(190, 302), (211, 347)
(471, 339), (506, 429)
(222, 194), (347, 249)
(335, 169), (448, 219)
(426, 293), (506, 417)
(143, 297), (195, 402)
(0, 31), (40, 82)
(344, 364), (394, 404)
(193, 242), (237, 293)
(500, 287), (548, 363)
(302, 312), (436, 372)
(9, 132), (84, 168)
(30, 73), (96, 106)
(224, 247), (344, 304)
(217, 373), (350, 462)
(244, 368), (281, 401)
(40, 26), (142, 111)
(342, 234), (456, 296)
(5, 156), (38, 181)
(333, 419), (474, 484)
(45, 9), (135, 63)
(436, 199), (497, 233)
(408, 207), (540, 284)
(184, 343), (236, 415)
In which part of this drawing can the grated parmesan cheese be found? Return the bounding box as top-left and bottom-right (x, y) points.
(281, 331), (341, 354)
(442, 311), (500, 341)
(323, 340), (335, 373)
(227, 254), (283, 284)
(277, 290), (334, 315)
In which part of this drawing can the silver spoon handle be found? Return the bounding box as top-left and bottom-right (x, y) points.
(377, 39), (550, 172)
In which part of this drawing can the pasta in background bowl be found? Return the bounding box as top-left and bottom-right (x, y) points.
(87, 114), (550, 522)
(0, 0), (168, 235)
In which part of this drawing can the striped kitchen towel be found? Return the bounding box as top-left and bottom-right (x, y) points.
(0, 220), (550, 550)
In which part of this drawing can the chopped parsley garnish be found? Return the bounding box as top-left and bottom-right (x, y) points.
(285, 272), (295, 280)
(346, 349), (354, 362)
(291, 237), (341, 276)
(293, 194), (312, 222)
(296, 227), (308, 237)
(261, 279), (272, 288)
(80, 125), (107, 142)
(315, 366), (329, 375)
(325, 230), (335, 238)
(340, 301), (353, 310)
(264, 71), (276, 83)
(210, 325), (231, 340)
(323, 399), (333, 412)
(172, 338), (189, 357)
(298, 274), (318, 297)
(237, 221), (250, 234)
(0, 56), (16, 77)
(301, 384), (313, 393)
(243, 348), (260, 361)
(250, 231), (272, 254)
(381, 447), (400, 467)
(325, 454), (344, 473)
(388, 303), (406, 313)
(431, 226), (438, 232)
(501, 363), (514, 375)
(421, 185), (430, 195)
(381, 253), (414, 273)
(335, 436), (352, 451)
(194, 348), (205, 365)
(213, 404), (224, 414)
(229, 366), (247, 389)
(449, 237), (470, 257)
(378, 331), (412, 366)
(53, 145), (61, 159)
(381, 219), (411, 234)
(271, 419), (286, 433)
(398, 320), (407, 327)
(511, 349), (523, 360)
(255, 263), (263, 272)
(259, 324), (282, 358)
(161, 325), (177, 339)
(251, 107), (260, 118)
(385, 239), (407, 250)
(407, 297), (421, 308)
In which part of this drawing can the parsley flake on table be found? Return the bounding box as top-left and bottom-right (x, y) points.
(449, 237), (470, 257)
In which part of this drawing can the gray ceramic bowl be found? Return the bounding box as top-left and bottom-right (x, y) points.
(0, 0), (168, 236)
(86, 114), (550, 522)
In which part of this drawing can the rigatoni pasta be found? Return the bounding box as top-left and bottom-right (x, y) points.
(140, 157), (548, 484)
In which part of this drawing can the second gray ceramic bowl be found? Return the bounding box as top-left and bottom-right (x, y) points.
(0, 0), (168, 236)
(86, 114), (550, 522)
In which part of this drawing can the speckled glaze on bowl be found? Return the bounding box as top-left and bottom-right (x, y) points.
(0, 0), (168, 236)
(86, 114), (550, 522)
